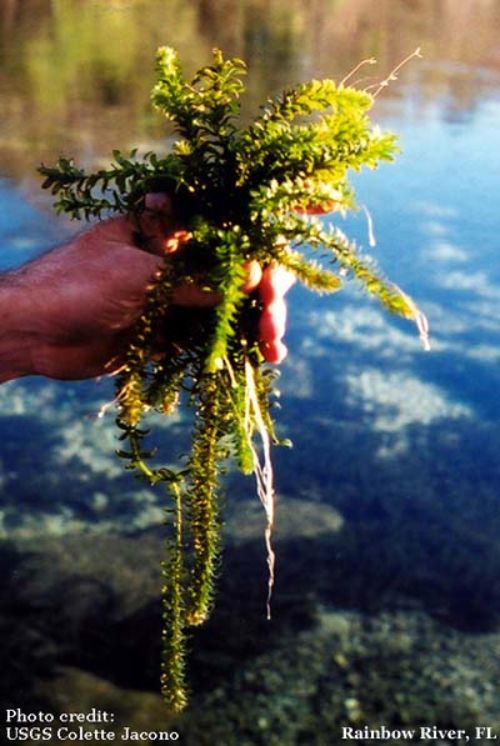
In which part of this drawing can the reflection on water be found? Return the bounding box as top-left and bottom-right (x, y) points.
(1, 1), (500, 743)
(1, 0), (500, 183)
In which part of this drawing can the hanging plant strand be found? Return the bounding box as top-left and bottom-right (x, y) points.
(39, 46), (427, 711)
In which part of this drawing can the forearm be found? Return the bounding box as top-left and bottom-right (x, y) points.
(0, 270), (35, 382)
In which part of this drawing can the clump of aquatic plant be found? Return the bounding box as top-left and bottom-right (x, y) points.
(39, 46), (427, 711)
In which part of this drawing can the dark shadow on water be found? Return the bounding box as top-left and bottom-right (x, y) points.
(0, 532), (317, 708)
(1, 454), (499, 710)
(274, 403), (500, 632)
(0, 543), (59, 709)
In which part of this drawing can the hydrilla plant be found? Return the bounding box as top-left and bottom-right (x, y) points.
(39, 46), (428, 711)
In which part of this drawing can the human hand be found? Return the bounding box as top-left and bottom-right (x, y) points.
(0, 201), (294, 382)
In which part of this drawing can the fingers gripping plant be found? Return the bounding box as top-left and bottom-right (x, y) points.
(40, 47), (428, 711)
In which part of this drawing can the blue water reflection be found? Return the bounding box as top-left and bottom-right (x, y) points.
(0, 180), (72, 270)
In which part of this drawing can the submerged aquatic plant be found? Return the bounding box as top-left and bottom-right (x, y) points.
(39, 46), (427, 711)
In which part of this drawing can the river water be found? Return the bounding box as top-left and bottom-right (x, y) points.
(1, 2), (499, 744)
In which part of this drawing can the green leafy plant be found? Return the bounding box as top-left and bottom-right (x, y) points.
(39, 46), (427, 711)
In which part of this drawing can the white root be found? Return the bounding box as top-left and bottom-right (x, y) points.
(223, 354), (277, 620)
(244, 358), (276, 621)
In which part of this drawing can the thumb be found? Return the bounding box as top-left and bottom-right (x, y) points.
(138, 193), (180, 255)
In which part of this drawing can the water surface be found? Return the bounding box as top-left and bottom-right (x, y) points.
(1, 2), (500, 743)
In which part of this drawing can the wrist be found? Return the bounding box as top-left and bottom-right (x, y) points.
(0, 270), (37, 382)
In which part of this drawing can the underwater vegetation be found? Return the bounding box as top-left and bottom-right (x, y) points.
(39, 46), (426, 710)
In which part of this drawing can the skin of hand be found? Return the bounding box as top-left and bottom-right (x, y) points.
(0, 201), (294, 382)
